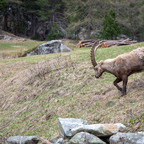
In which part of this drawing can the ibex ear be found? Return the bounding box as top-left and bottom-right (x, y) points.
(100, 60), (103, 65)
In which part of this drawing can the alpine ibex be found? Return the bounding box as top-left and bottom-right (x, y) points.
(91, 41), (144, 96)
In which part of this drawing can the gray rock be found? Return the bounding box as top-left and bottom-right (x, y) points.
(109, 132), (144, 144)
(71, 123), (126, 137)
(78, 28), (99, 40)
(50, 137), (56, 143)
(69, 132), (106, 144)
(26, 40), (71, 56)
(6, 136), (39, 144)
(60, 44), (72, 52)
(3, 36), (13, 40)
(17, 38), (26, 41)
(58, 118), (88, 138)
(55, 138), (65, 144)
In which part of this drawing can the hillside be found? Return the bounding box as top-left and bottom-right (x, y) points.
(0, 40), (144, 143)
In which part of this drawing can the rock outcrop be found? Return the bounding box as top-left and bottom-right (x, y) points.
(55, 118), (143, 144)
(26, 40), (72, 56)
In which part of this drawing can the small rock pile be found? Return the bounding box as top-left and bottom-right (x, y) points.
(0, 35), (26, 41)
(4, 118), (144, 144)
(53, 118), (144, 144)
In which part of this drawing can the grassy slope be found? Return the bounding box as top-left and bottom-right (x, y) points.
(0, 40), (144, 143)
(0, 40), (44, 59)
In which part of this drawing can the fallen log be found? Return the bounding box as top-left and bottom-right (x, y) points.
(76, 39), (101, 48)
(76, 39), (137, 48)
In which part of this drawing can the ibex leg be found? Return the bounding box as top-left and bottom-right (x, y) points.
(121, 76), (128, 96)
(113, 78), (122, 92)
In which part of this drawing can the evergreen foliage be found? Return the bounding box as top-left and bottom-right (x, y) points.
(0, 0), (144, 40)
(102, 10), (121, 40)
(48, 24), (64, 40)
(0, 0), (7, 19)
(0, 0), (7, 12)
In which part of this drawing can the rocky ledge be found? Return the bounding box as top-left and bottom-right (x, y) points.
(55, 118), (144, 144)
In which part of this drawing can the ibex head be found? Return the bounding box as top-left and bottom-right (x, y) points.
(94, 60), (104, 78)
(91, 41), (104, 78)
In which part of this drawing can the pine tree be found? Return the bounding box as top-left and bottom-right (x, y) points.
(0, 0), (7, 30)
(102, 9), (121, 40)
(0, 0), (7, 12)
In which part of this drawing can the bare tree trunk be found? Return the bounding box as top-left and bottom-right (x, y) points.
(3, 10), (8, 31)
(87, 0), (92, 39)
(32, 14), (36, 37)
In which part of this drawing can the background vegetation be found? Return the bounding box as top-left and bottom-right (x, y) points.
(1, 0), (144, 40)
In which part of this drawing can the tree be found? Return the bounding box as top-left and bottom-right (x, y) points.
(0, 0), (7, 12)
(102, 9), (121, 40)
(63, 0), (104, 39)
(0, 0), (7, 30)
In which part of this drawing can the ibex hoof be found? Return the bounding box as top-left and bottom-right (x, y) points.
(121, 93), (126, 97)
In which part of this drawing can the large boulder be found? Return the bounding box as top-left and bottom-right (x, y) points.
(26, 40), (72, 56)
(71, 123), (126, 137)
(109, 132), (144, 144)
(58, 118), (88, 139)
(3, 36), (13, 40)
(69, 132), (106, 144)
(6, 136), (39, 144)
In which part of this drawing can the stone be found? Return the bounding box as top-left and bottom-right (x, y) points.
(50, 137), (56, 143)
(60, 44), (72, 52)
(3, 36), (13, 40)
(58, 118), (88, 138)
(17, 38), (26, 42)
(109, 132), (144, 144)
(71, 123), (126, 137)
(117, 34), (128, 40)
(26, 40), (71, 56)
(69, 132), (106, 144)
(55, 138), (65, 144)
(6, 136), (39, 144)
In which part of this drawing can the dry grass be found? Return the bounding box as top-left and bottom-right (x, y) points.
(0, 41), (144, 143)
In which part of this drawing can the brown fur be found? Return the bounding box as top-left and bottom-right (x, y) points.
(91, 42), (144, 96)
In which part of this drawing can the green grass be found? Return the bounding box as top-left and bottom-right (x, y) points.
(0, 40), (44, 58)
(0, 40), (144, 143)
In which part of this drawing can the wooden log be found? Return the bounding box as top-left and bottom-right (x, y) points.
(76, 39), (137, 48)
(80, 40), (95, 43)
